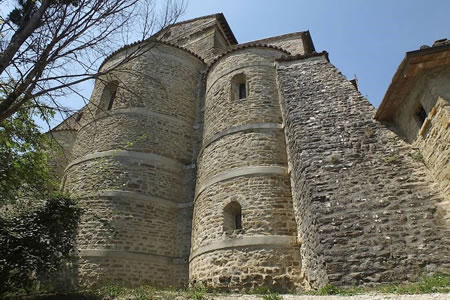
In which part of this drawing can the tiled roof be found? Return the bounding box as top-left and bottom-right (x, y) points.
(276, 51), (329, 62)
(98, 40), (205, 71)
(206, 44), (291, 76)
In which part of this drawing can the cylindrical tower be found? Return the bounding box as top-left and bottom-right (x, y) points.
(63, 42), (205, 287)
(190, 46), (303, 291)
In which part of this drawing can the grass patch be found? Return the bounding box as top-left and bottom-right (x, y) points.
(376, 274), (450, 294)
(3, 273), (449, 299)
(409, 150), (425, 164)
(92, 284), (181, 300)
(262, 293), (283, 300)
(310, 284), (363, 296)
(308, 273), (450, 296)
(384, 154), (399, 164)
(248, 286), (283, 300)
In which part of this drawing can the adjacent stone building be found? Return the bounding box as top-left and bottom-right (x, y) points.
(50, 13), (450, 291)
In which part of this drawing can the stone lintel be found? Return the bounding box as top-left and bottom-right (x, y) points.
(195, 166), (288, 198)
(79, 108), (192, 132)
(79, 249), (188, 265)
(190, 235), (298, 261)
(65, 149), (184, 173)
(200, 123), (283, 156)
(76, 190), (193, 209)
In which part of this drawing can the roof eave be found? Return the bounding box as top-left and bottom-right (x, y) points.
(375, 44), (450, 121)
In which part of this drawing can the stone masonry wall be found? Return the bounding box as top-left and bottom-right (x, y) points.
(190, 247), (303, 291)
(197, 131), (288, 184)
(414, 97), (450, 213)
(46, 130), (77, 181)
(160, 16), (230, 63)
(192, 175), (297, 251)
(203, 48), (285, 142)
(63, 43), (205, 287)
(72, 112), (194, 163)
(276, 56), (450, 288)
(190, 47), (303, 291)
(392, 69), (450, 143)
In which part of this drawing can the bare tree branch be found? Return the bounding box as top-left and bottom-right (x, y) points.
(0, 0), (187, 124)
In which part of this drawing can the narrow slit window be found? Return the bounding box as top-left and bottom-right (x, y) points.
(416, 104), (427, 125)
(235, 214), (242, 230)
(97, 81), (119, 115)
(107, 88), (117, 110)
(239, 83), (246, 99)
(231, 73), (247, 100)
(75, 112), (83, 122)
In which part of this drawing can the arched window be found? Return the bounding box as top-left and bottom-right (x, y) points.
(231, 73), (248, 100)
(223, 201), (242, 231)
(96, 81), (118, 115)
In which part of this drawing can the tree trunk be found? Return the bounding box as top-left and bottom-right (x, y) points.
(0, 0), (51, 76)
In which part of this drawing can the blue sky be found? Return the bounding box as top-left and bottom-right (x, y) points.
(9, 0), (445, 129)
(182, 0), (450, 107)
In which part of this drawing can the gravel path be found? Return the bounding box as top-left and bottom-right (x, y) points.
(211, 294), (450, 300)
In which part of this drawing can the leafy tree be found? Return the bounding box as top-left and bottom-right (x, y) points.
(0, 104), (54, 203)
(0, 87), (80, 294)
(0, 100), (81, 295)
(0, 0), (184, 293)
(0, 195), (82, 294)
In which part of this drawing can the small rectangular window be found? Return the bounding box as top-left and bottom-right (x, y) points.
(107, 89), (117, 111)
(239, 83), (246, 99)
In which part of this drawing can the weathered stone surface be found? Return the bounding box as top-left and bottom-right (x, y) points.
(190, 247), (304, 292)
(62, 41), (205, 287)
(189, 47), (303, 291)
(276, 55), (450, 288)
(414, 98), (450, 202)
(204, 48), (285, 141)
(49, 13), (450, 291)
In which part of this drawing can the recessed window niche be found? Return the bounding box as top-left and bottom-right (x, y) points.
(231, 73), (248, 100)
(96, 80), (119, 115)
(223, 201), (242, 231)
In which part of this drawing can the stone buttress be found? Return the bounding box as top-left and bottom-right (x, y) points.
(276, 53), (450, 288)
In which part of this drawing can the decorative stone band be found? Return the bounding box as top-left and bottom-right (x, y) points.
(190, 235), (298, 261)
(78, 108), (192, 133)
(65, 149), (184, 173)
(195, 166), (288, 199)
(76, 190), (193, 209)
(79, 249), (188, 265)
(200, 123), (283, 157)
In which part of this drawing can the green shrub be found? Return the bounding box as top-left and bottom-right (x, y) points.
(0, 195), (81, 294)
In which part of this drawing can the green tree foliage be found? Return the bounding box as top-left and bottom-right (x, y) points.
(8, 0), (80, 28)
(0, 91), (81, 294)
(0, 105), (54, 203)
(0, 195), (82, 294)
